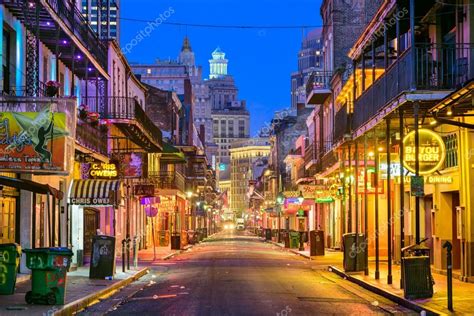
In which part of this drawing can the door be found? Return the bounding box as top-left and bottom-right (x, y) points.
(84, 208), (99, 261)
(424, 195), (433, 264)
(0, 197), (16, 243)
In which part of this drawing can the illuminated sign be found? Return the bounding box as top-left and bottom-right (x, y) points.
(219, 163), (226, 171)
(403, 129), (446, 175)
(316, 197), (334, 203)
(426, 175), (453, 184)
(89, 163), (118, 178)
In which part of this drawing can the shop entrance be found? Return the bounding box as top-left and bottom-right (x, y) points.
(424, 195), (434, 264)
(84, 208), (99, 262)
(0, 197), (16, 243)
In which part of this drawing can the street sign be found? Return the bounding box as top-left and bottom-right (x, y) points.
(411, 176), (424, 197)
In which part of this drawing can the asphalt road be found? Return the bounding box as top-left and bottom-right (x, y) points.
(83, 230), (415, 316)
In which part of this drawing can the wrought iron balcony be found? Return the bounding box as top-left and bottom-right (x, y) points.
(306, 71), (332, 104)
(304, 142), (317, 171)
(148, 170), (185, 192)
(75, 120), (108, 156)
(352, 44), (474, 132)
(82, 96), (163, 152)
(333, 105), (349, 144)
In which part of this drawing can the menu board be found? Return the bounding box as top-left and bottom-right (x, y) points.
(89, 235), (116, 279)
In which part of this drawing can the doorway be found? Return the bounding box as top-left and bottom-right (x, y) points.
(0, 197), (16, 243)
(83, 208), (99, 262)
(424, 195), (433, 264)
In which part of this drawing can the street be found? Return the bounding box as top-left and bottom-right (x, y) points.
(82, 231), (415, 316)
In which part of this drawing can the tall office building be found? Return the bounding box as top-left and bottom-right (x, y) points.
(290, 28), (323, 109)
(81, 0), (120, 41)
(206, 47), (250, 181)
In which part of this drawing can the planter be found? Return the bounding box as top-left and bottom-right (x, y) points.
(45, 86), (58, 97)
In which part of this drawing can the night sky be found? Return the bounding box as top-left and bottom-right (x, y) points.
(120, 0), (322, 135)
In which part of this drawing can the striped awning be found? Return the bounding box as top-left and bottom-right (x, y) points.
(69, 180), (122, 206)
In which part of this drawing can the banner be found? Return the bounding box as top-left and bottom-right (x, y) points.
(0, 109), (68, 173)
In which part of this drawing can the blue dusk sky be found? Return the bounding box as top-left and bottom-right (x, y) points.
(120, 0), (323, 135)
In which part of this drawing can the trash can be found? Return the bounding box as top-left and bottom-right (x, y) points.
(23, 247), (73, 305)
(310, 230), (325, 256)
(342, 233), (366, 272)
(282, 231), (290, 248)
(187, 230), (197, 245)
(89, 235), (115, 279)
(265, 228), (272, 241)
(171, 233), (181, 250)
(401, 243), (433, 299)
(289, 232), (300, 249)
(0, 243), (21, 295)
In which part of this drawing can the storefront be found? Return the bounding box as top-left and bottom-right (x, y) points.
(68, 179), (123, 265)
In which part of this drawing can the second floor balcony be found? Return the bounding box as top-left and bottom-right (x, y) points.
(148, 170), (185, 192)
(75, 120), (108, 156)
(83, 96), (163, 152)
(306, 71), (332, 105)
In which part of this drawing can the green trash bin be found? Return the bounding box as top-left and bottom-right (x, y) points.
(23, 247), (73, 305)
(289, 232), (300, 249)
(0, 243), (21, 295)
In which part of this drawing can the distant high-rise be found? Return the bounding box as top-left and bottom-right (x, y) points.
(82, 0), (120, 41)
(290, 28), (323, 109)
(206, 47), (249, 183)
(209, 47), (228, 79)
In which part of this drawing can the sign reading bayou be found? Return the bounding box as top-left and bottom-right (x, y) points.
(403, 129), (446, 175)
(0, 108), (68, 173)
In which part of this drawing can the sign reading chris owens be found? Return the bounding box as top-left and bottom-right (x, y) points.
(403, 129), (446, 175)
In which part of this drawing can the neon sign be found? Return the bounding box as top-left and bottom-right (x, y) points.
(403, 129), (446, 175)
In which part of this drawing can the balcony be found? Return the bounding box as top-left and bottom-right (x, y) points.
(306, 71), (332, 104)
(304, 142), (318, 172)
(83, 96), (163, 152)
(333, 105), (349, 144)
(2, 0), (108, 76)
(75, 120), (108, 156)
(148, 170), (185, 192)
(352, 44), (474, 132)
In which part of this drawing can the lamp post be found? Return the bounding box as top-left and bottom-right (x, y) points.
(276, 192), (285, 243)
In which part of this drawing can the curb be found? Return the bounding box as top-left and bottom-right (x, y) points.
(53, 267), (149, 316)
(162, 244), (194, 260)
(266, 240), (312, 259)
(328, 265), (446, 316)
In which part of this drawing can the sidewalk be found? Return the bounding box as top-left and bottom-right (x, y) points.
(330, 261), (474, 315)
(0, 245), (188, 315)
(0, 266), (148, 316)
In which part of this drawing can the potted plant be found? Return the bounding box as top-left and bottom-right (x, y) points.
(78, 104), (88, 120)
(45, 80), (61, 97)
(87, 111), (100, 126)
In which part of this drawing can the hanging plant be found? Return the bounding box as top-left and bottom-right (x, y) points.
(78, 104), (89, 120)
(45, 80), (61, 97)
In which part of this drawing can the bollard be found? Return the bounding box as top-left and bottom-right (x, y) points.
(126, 237), (131, 270)
(133, 236), (139, 269)
(121, 239), (126, 273)
(443, 241), (453, 311)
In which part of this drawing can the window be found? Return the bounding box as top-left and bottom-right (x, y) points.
(443, 134), (458, 168)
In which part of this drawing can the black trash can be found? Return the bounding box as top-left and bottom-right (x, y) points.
(171, 233), (181, 250)
(89, 236), (116, 279)
(265, 228), (272, 241)
(187, 230), (197, 245)
(401, 243), (433, 299)
(310, 230), (325, 256)
(342, 233), (366, 272)
(282, 231), (290, 248)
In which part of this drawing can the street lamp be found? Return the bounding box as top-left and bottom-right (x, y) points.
(297, 191), (304, 204)
(276, 192), (285, 243)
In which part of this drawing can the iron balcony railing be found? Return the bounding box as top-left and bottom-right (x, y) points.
(353, 43), (474, 131)
(304, 142), (316, 166)
(305, 71), (332, 96)
(82, 96), (162, 147)
(148, 170), (185, 192)
(334, 105), (349, 143)
(75, 121), (108, 156)
(44, 0), (108, 70)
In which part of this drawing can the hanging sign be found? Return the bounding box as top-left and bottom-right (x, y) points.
(411, 176), (424, 197)
(403, 129), (446, 175)
(145, 206), (158, 217)
(87, 162), (118, 179)
(134, 184), (154, 196)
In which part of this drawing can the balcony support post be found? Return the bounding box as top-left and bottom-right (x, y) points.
(374, 134), (380, 279)
(361, 50), (366, 92)
(348, 142), (352, 233)
(341, 147), (346, 236)
(399, 108), (405, 288)
(363, 134), (369, 276)
(386, 118), (393, 285)
(409, 0), (416, 90)
(71, 45), (76, 97)
(371, 41), (376, 84)
(354, 139), (359, 271)
(414, 102), (420, 244)
(85, 60), (89, 99)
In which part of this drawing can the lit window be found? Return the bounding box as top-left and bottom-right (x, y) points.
(147, 68), (152, 74)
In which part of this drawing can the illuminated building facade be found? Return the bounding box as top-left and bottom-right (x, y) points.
(81, 0), (120, 41)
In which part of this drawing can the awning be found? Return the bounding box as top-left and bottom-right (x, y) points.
(160, 143), (186, 164)
(0, 176), (63, 199)
(69, 179), (122, 206)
